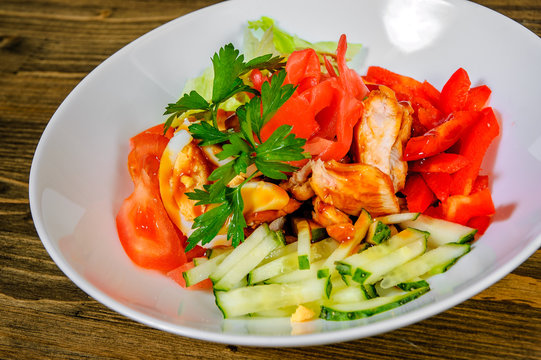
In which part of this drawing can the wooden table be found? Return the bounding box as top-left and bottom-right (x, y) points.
(1, 0), (539, 358)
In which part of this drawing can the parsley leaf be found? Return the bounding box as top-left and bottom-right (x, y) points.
(188, 121), (231, 146)
(255, 125), (309, 162)
(179, 44), (308, 250)
(226, 185), (246, 248)
(185, 202), (231, 251)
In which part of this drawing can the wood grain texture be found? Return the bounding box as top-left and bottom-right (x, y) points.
(0, 0), (539, 359)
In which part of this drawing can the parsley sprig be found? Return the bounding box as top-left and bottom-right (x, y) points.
(165, 44), (310, 251)
(164, 44), (286, 132)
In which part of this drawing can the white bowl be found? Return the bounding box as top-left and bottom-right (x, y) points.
(29, 0), (541, 347)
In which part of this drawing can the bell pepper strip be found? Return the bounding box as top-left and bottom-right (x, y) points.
(167, 261), (213, 290)
(464, 85), (491, 111)
(402, 173), (436, 213)
(423, 204), (445, 219)
(414, 97), (444, 130)
(450, 107), (500, 195)
(471, 175), (489, 193)
(299, 78), (337, 138)
(336, 35), (369, 100)
(409, 153), (470, 173)
(420, 80), (441, 107)
(442, 188), (495, 225)
(404, 110), (481, 161)
(466, 215), (491, 236)
(439, 68), (471, 115)
(363, 66), (422, 102)
(421, 172), (451, 202)
(323, 55), (337, 77)
(317, 92), (364, 161)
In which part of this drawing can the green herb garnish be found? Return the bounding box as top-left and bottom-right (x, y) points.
(166, 44), (309, 251)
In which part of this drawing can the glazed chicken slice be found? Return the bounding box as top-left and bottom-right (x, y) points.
(310, 159), (400, 217)
(352, 85), (413, 192)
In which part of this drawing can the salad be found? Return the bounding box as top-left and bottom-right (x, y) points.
(116, 18), (499, 322)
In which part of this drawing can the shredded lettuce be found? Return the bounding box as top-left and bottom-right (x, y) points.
(244, 16), (362, 61)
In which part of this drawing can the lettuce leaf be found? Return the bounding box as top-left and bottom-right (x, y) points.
(244, 16), (362, 61)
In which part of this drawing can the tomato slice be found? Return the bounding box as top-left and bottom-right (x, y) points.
(128, 133), (170, 192)
(116, 172), (186, 271)
(117, 125), (187, 272)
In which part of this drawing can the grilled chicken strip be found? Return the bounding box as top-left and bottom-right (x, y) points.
(310, 159), (400, 216)
(352, 85), (412, 192)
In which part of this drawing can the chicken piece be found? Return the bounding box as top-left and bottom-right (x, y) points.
(280, 161), (315, 201)
(310, 159), (400, 217)
(312, 196), (352, 227)
(389, 101), (413, 192)
(352, 86), (412, 192)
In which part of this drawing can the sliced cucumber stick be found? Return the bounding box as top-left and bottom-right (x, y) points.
(215, 279), (326, 318)
(210, 224), (272, 284)
(320, 287), (429, 321)
(183, 250), (231, 287)
(336, 228), (428, 277)
(399, 214), (477, 247)
(352, 237), (427, 284)
(380, 243), (470, 289)
(213, 230), (283, 291)
(296, 220), (312, 270)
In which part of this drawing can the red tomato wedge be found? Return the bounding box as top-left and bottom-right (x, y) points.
(128, 133), (170, 192)
(117, 126), (187, 272)
(116, 172), (186, 271)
